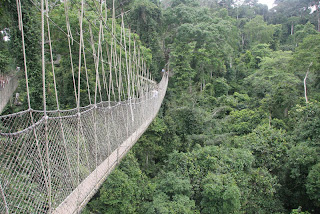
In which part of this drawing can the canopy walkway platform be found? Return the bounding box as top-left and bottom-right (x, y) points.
(0, 75), (167, 213)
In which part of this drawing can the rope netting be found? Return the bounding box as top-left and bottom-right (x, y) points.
(0, 0), (168, 213)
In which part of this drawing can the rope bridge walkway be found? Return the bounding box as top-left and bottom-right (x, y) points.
(0, 0), (168, 213)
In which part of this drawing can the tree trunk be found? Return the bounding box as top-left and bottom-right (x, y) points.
(241, 34), (245, 48)
(304, 70), (309, 104)
(304, 62), (313, 104)
(146, 154), (149, 167)
(284, 107), (288, 117)
(269, 113), (271, 128)
(318, 12), (320, 32)
(316, 4), (320, 32)
(291, 22), (294, 35)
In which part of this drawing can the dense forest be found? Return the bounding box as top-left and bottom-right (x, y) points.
(84, 0), (320, 213)
(1, 0), (320, 213)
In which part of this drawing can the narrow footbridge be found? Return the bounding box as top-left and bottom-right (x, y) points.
(0, 0), (168, 213)
(0, 76), (167, 213)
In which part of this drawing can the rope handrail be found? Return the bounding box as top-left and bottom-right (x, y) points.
(0, 78), (164, 136)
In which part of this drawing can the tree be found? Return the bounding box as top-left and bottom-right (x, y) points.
(306, 163), (320, 208)
(84, 154), (151, 213)
(234, 124), (289, 174)
(243, 16), (279, 48)
(226, 108), (266, 135)
(201, 173), (241, 214)
(292, 34), (320, 91)
(294, 22), (318, 45)
(245, 50), (300, 118)
(129, 0), (165, 79)
(282, 142), (319, 211)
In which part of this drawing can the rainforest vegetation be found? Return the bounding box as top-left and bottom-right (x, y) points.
(84, 0), (320, 213)
(1, 0), (320, 213)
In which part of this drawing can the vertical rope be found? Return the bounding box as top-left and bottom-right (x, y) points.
(45, 0), (75, 192)
(133, 39), (141, 98)
(45, 0), (58, 110)
(41, 0), (46, 137)
(88, 19), (98, 200)
(91, 23), (103, 103)
(15, 3), (51, 212)
(106, 41), (112, 103)
(121, 12), (134, 122)
(128, 30), (136, 102)
(0, 181), (9, 214)
(100, 2), (108, 100)
(16, 0), (31, 109)
(64, 0), (78, 105)
(76, 0), (85, 211)
(78, 0), (84, 110)
(96, 22), (103, 102)
(88, 24), (98, 200)
(82, 39), (92, 105)
(41, 0), (52, 212)
(112, 0), (118, 102)
(100, 45), (108, 99)
(118, 15), (123, 101)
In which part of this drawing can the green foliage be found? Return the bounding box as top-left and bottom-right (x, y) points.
(287, 143), (318, 180)
(86, 153), (152, 213)
(243, 16), (280, 48)
(145, 193), (197, 214)
(157, 171), (192, 197)
(290, 101), (320, 144)
(213, 78), (230, 97)
(292, 34), (320, 91)
(0, 49), (9, 73)
(201, 173), (241, 214)
(129, 0), (165, 78)
(235, 124), (289, 173)
(291, 206), (311, 214)
(306, 163), (320, 206)
(295, 22), (318, 45)
(226, 109), (267, 135)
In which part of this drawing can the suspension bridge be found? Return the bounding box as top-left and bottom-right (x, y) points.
(0, 0), (168, 213)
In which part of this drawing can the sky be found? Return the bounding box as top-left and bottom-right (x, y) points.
(258, 0), (275, 9)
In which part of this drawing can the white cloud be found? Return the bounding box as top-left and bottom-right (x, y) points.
(258, 0), (275, 9)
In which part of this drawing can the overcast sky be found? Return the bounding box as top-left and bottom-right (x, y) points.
(258, 0), (275, 9)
